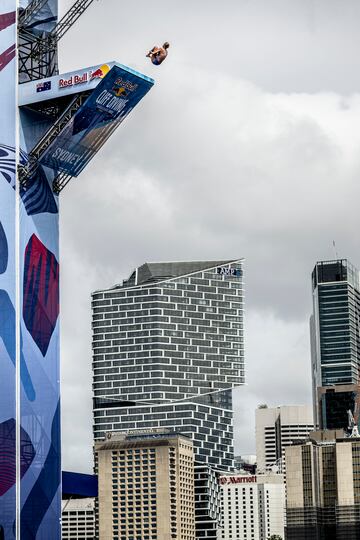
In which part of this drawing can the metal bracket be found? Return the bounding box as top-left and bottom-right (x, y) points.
(19, 91), (91, 193)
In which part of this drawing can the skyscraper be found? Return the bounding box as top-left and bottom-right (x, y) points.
(310, 259), (360, 430)
(91, 259), (245, 537)
(255, 405), (314, 473)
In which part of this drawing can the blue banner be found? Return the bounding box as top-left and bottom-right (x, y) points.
(40, 65), (154, 176)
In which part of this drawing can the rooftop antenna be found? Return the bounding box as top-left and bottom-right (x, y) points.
(332, 240), (339, 260)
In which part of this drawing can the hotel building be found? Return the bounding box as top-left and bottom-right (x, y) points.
(94, 430), (195, 540)
(218, 473), (285, 540)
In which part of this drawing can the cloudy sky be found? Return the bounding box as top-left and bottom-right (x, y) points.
(58, 0), (360, 472)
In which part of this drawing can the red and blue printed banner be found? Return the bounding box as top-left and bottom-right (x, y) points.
(0, 1), (17, 538)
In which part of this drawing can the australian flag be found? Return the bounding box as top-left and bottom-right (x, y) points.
(36, 81), (51, 93)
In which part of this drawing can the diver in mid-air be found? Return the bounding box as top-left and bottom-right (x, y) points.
(146, 42), (170, 65)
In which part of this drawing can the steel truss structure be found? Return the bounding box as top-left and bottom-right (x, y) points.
(19, 91), (91, 193)
(18, 0), (99, 194)
(19, 0), (97, 81)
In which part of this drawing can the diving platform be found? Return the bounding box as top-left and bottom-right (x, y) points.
(19, 62), (154, 194)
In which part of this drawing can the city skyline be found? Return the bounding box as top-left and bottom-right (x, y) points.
(59, 0), (360, 472)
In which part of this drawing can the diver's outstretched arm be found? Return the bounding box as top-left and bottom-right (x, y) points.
(146, 46), (156, 57)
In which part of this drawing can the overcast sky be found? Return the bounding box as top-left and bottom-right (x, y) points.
(58, 0), (360, 472)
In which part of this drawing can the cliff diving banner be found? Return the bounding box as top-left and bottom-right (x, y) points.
(39, 64), (154, 177)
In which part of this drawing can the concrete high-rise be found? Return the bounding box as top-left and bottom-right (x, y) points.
(91, 259), (245, 537)
(255, 405), (314, 473)
(95, 430), (195, 540)
(310, 259), (360, 430)
(285, 430), (360, 540)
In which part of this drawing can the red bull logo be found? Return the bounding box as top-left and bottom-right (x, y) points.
(59, 65), (110, 89)
(90, 64), (110, 81)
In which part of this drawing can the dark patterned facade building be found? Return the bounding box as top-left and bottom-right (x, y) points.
(91, 260), (244, 538)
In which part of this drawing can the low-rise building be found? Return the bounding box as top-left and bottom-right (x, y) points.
(61, 498), (95, 540)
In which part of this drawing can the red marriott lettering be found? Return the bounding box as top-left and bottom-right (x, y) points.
(219, 476), (257, 485)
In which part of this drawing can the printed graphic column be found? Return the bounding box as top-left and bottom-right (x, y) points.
(19, 157), (60, 540)
(19, 2), (61, 537)
(0, 3), (17, 539)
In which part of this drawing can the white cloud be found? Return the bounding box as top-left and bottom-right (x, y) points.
(234, 310), (312, 455)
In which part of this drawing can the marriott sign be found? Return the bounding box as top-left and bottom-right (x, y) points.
(219, 476), (257, 485)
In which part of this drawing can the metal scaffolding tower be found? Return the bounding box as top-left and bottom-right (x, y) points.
(18, 0), (49, 28)
(18, 0), (101, 194)
(19, 0), (98, 81)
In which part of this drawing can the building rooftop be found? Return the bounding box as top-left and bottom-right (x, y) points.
(61, 498), (94, 512)
(312, 258), (359, 290)
(107, 259), (243, 290)
(95, 430), (193, 451)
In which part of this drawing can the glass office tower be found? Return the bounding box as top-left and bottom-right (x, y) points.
(92, 260), (245, 537)
(310, 259), (360, 430)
